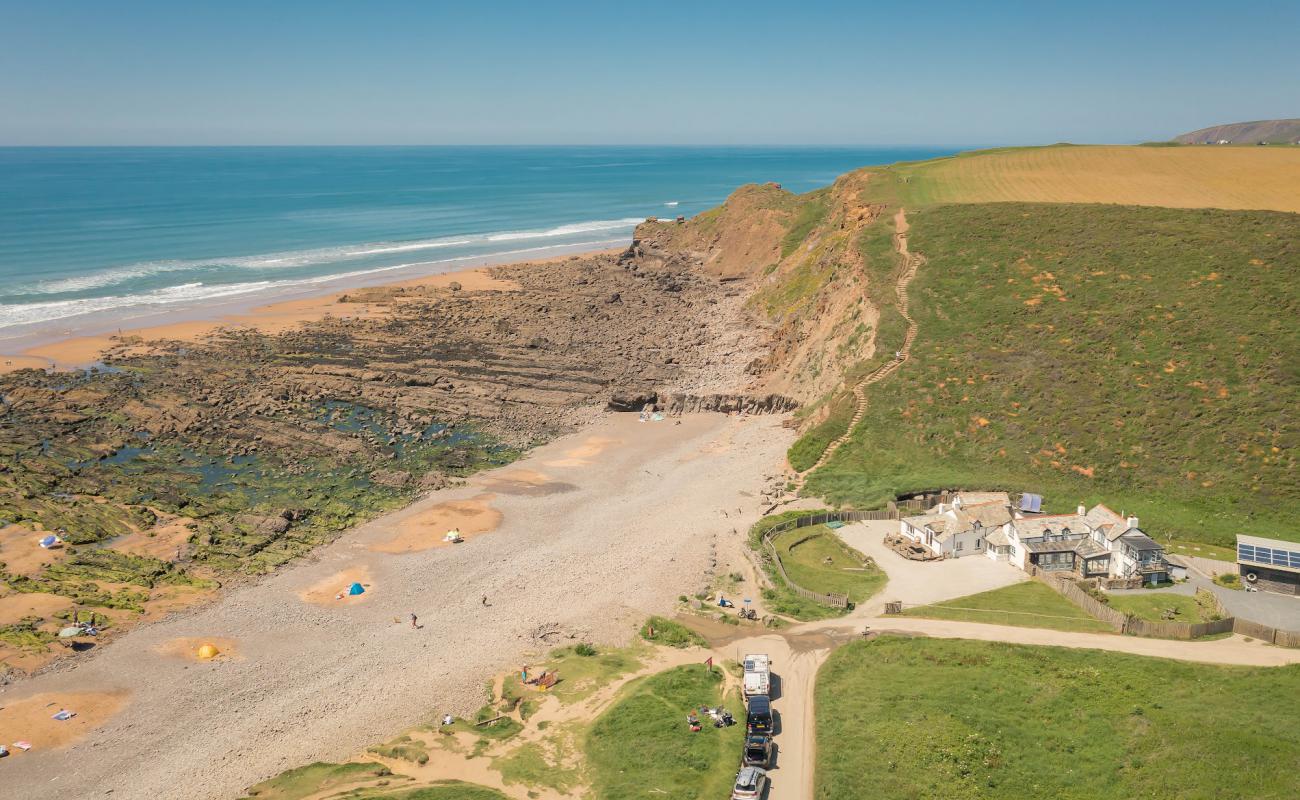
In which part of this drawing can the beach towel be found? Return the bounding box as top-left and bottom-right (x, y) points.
(347, 582), (365, 596)
(52, 710), (75, 721)
(13, 741), (32, 751)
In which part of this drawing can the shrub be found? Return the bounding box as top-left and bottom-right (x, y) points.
(639, 616), (706, 648)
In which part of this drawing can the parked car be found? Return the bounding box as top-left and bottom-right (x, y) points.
(743, 733), (774, 767)
(742, 653), (771, 697)
(745, 694), (772, 734)
(731, 766), (769, 800)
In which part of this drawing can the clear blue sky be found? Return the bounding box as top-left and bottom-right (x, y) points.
(2, 0), (1297, 146)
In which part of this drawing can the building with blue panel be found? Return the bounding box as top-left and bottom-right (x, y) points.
(1236, 534), (1300, 595)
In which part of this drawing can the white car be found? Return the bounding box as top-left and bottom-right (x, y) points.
(731, 766), (768, 799)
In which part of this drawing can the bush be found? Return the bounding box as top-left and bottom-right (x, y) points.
(1214, 572), (1242, 589)
(573, 642), (597, 657)
(639, 616), (706, 648)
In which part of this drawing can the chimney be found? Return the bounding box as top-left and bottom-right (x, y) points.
(1127, 515), (1139, 529)
(1077, 503), (1086, 517)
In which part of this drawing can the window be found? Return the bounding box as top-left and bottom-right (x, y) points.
(976, 538), (983, 548)
(956, 541), (963, 551)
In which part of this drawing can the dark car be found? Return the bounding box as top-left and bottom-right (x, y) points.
(743, 733), (774, 767)
(745, 695), (772, 734)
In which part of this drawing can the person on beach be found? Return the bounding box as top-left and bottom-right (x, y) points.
(481, 594), (489, 606)
(410, 612), (419, 629)
(521, 665), (529, 683)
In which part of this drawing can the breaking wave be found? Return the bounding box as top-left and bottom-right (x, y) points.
(20, 217), (645, 296)
(0, 238), (629, 330)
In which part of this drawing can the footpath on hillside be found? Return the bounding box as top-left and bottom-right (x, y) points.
(798, 207), (921, 481)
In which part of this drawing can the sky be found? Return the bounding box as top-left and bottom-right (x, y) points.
(1, 0), (1297, 146)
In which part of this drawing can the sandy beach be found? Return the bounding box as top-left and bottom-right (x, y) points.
(0, 412), (795, 800)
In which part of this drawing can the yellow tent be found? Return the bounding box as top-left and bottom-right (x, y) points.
(197, 643), (220, 660)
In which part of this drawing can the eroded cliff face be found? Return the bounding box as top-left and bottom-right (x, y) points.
(625, 170), (900, 411)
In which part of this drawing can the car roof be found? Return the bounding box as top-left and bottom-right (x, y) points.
(747, 695), (770, 710)
(737, 766), (766, 782)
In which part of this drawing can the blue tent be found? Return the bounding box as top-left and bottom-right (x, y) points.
(347, 582), (365, 596)
(39, 535), (59, 548)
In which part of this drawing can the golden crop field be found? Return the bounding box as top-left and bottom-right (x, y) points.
(896, 145), (1300, 212)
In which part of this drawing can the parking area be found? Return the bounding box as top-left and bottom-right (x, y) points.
(834, 519), (1027, 613)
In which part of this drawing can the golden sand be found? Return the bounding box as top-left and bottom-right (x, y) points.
(369, 495), (502, 554)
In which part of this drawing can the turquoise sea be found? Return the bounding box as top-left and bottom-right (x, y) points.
(0, 146), (959, 344)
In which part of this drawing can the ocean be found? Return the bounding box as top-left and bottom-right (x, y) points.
(0, 146), (959, 347)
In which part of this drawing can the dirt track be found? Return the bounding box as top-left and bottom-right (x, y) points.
(0, 413), (794, 800)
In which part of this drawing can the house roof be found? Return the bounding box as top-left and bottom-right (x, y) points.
(1119, 531), (1162, 551)
(958, 504), (1013, 528)
(1012, 515), (1081, 539)
(1073, 539), (1108, 558)
(1084, 504), (1125, 530)
(985, 529), (1011, 547)
(1024, 539), (1080, 554)
(955, 491), (1011, 507)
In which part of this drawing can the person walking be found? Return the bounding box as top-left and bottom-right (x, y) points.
(409, 612), (419, 629)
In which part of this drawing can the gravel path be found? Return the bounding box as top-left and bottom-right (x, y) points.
(0, 412), (794, 800)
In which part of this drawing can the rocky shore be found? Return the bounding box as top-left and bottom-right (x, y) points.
(0, 244), (771, 676)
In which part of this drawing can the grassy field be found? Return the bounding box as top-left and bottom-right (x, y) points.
(890, 145), (1300, 212)
(1106, 591), (1222, 624)
(772, 526), (885, 604)
(815, 637), (1300, 800)
(805, 202), (1298, 547)
(586, 665), (743, 800)
(1165, 540), (1237, 562)
(901, 580), (1114, 633)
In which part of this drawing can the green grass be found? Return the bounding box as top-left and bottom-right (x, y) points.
(806, 203), (1299, 548)
(641, 616), (707, 648)
(815, 637), (1300, 800)
(368, 734), (431, 765)
(351, 783), (509, 800)
(781, 190), (832, 257)
(772, 526), (885, 603)
(240, 761), (394, 799)
(746, 513), (850, 621)
(492, 740), (581, 794)
(1215, 572), (1243, 589)
(1106, 591), (1222, 624)
(901, 581), (1114, 633)
(586, 665), (743, 800)
(788, 390), (855, 472)
(1165, 540), (1237, 562)
(528, 643), (646, 704)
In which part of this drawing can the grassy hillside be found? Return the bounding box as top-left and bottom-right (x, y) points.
(889, 145), (1300, 212)
(1174, 118), (1300, 145)
(816, 637), (1300, 800)
(805, 202), (1298, 546)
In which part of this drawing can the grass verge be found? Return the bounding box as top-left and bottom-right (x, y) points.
(772, 526), (885, 604)
(586, 665), (743, 800)
(817, 637), (1300, 800)
(1106, 590), (1222, 624)
(901, 580), (1113, 633)
(641, 616), (707, 648)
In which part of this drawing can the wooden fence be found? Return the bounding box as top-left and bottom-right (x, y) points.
(758, 509), (898, 609)
(1034, 570), (1298, 645)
